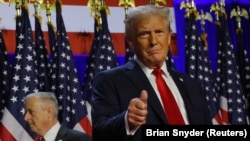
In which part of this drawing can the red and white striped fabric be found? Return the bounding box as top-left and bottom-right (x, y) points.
(0, 0), (176, 55)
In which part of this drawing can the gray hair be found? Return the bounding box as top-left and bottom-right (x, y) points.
(24, 92), (59, 116)
(124, 5), (171, 39)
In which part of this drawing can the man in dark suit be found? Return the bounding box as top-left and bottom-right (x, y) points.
(91, 5), (212, 141)
(24, 92), (92, 141)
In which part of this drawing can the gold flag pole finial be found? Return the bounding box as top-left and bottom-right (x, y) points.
(210, 0), (226, 27)
(87, 0), (103, 31)
(9, 0), (22, 17)
(197, 10), (213, 33)
(31, 0), (43, 14)
(210, 2), (220, 22)
(40, 0), (56, 34)
(118, 0), (135, 19)
(219, 0), (226, 18)
(99, 0), (111, 30)
(87, 0), (99, 17)
(219, 0), (225, 12)
(31, 0), (44, 26)
(87, 0), (110, 31)
(196, 10), (213, 49)
(40, 0), (56, 23)
(180, 0), (197, 18)
(100, 0), (110, 17)
(230, 6), (249, 34)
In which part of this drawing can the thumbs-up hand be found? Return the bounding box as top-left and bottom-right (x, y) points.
(127, 90), (148, 130)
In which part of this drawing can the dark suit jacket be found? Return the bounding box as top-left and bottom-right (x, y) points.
(55, 126), (92, 141)
(91, 60), (212, 141)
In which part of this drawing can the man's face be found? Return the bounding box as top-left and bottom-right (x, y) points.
(24, 97), (48, 136)
(128, 14), (171, 68)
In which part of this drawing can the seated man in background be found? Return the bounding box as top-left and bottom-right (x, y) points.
(24, 92), (92, 141)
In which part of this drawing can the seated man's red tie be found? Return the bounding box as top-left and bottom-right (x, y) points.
(152, 67), (185, 124)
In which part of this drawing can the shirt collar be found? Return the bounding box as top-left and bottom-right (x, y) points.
(135, 56), (169, 77)
(43, 121), (61, 141)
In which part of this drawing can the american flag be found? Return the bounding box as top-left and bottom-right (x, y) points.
(235, 29), (250, 121)
(49, 0), (90, 134)
(0, 30), (12, 120)
(125, 39), (134, 63)
(184, 12), (221, 124)
(215, 13), (248, 125)
(47, 20), (56, 61)
(34, 13), (51, 91)
(167, 48), (175, 70)
(1, 5), (39, 141)
(81, 6), (119, 136)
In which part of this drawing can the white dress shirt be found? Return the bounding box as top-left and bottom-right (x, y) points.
(137, 60), (189, 124)
(43, 121), (61, 141)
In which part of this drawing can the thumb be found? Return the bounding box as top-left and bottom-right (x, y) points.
(140, 90), (148, 103)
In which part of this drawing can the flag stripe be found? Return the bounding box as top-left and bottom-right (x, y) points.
(0, 123), (16, 141)
(78, 116), (92, 136)
(2, 108), (33, 140)
(49, 0), (90, 135)
(1, 5), (39, 141)
(220, 96), (229, 124)
(0, 4), (176, 32)
(0, 3), (177, 55)
(3, 29), (178, 56)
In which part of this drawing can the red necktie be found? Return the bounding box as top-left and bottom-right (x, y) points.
(152, 67), (185, 124)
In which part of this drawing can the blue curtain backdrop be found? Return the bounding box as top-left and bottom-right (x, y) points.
(8, 0), (250, 86)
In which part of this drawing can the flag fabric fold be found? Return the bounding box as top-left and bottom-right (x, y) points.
(82, 8), (119, 102)
(47, 21), (56, 61)
(81, 8), (119, 136)
(49, 0), (89, 134)
(0, 29), (12, 141)
(125, 39), (134, 62)
(1, 5), (39, 141)
(215, 13), (248, 125)
(0, 30), (12, 120)
(167, 48), (176, 70)
(235, 29), (250, 120)
(34, 14), (51, 91)
(184, 12), (221, 124)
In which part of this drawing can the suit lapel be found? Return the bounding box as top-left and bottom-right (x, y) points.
(55, 126), (66, 141)
(168, 66), (189, 101)
(124, 61), (167, 123)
